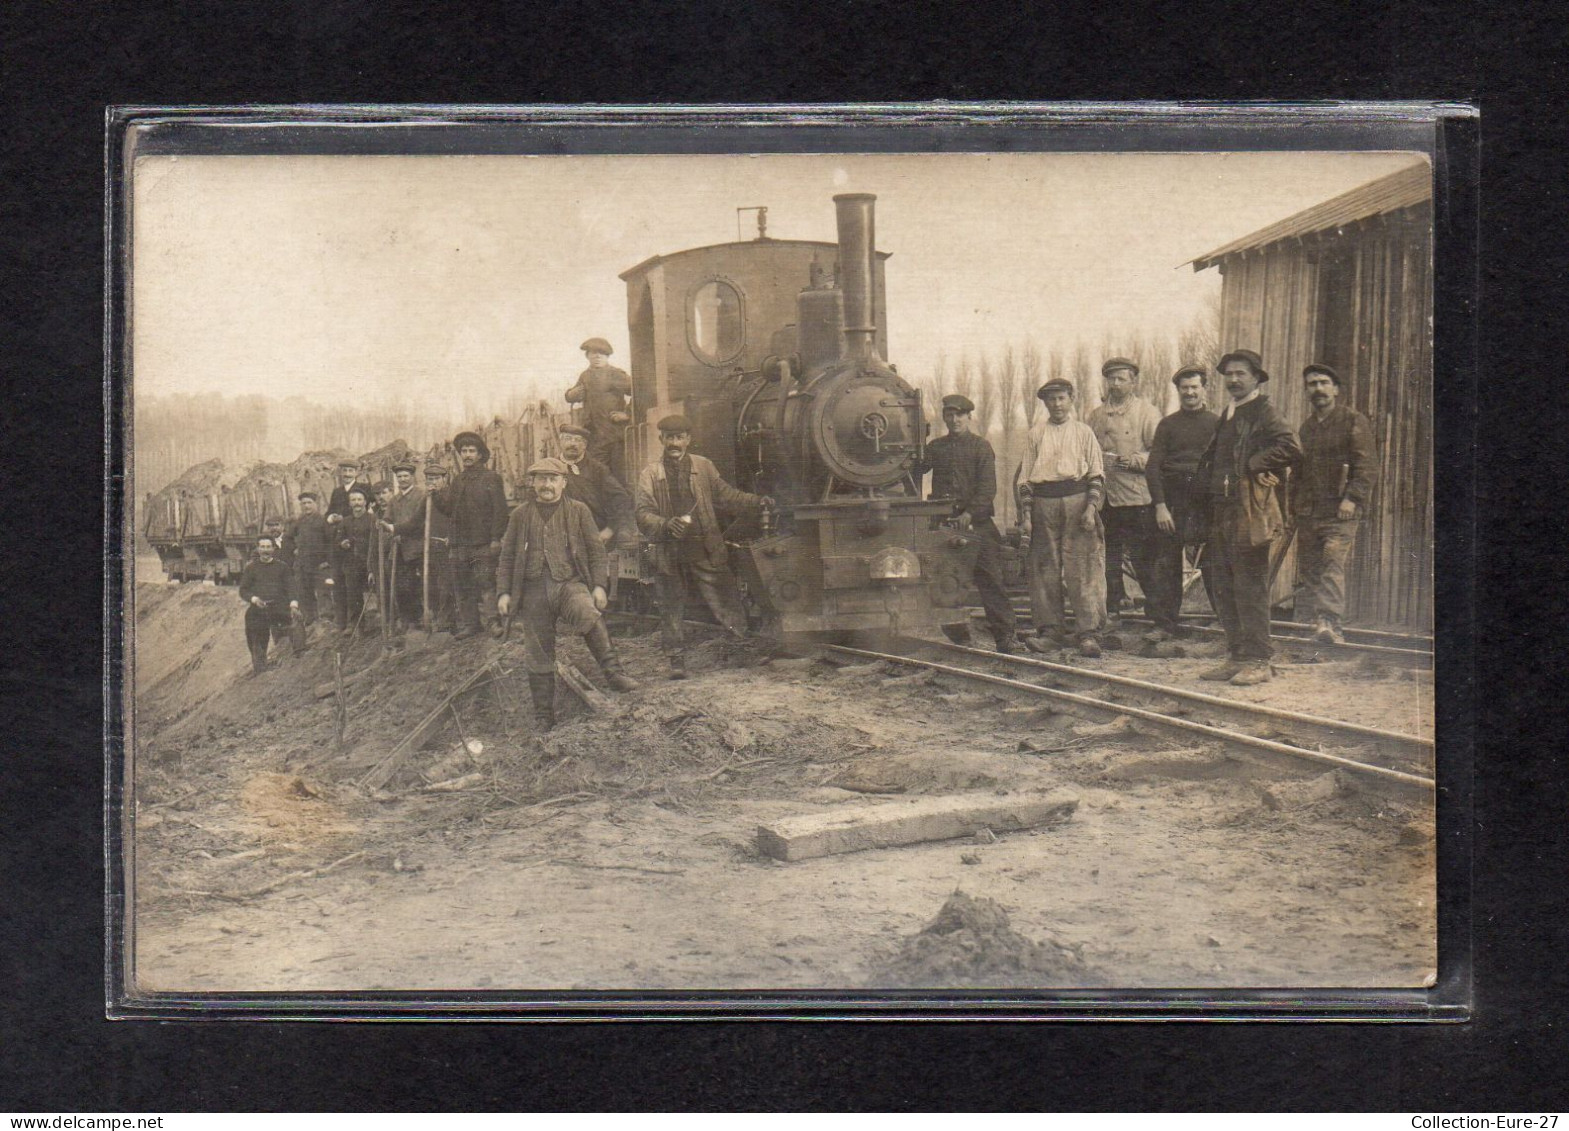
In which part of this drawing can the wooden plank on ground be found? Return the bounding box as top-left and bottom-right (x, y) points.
(358, 662), (499, 791)
(755, 788), (1078, 863)
(556, 660), (610, 713)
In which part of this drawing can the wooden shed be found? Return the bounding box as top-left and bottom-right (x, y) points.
(1190, 160), (1434, 631)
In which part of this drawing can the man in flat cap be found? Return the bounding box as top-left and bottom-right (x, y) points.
(238, 535), (298, 675)
(421, 462), (457, 632)
(556, 422), (632, 547)
(565, 337), (634, 484)
(1143, 365), (1221, 642)
(331, 486), (378, 637)
(325, 459), (371, 531)
(1194, 349), (1302, 684)
(635, 414), (773, 679)
(912, 393), (1021, 653)
(1087, 357), (1162, 627)
(431, 430), (510, 640)
(1017, 378), (1108, 657)
(285, 491), (331, 625)
(1293, 363), (1377, 644)
(497, 458), (639, 731)
(378, 459), (428, 634)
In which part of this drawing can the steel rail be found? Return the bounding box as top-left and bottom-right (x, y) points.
(906, 637), (1433, 765)
(997, 602), (1432, 663)
(825, 643), (1435, 800)
(1112, 610), (1434, 650)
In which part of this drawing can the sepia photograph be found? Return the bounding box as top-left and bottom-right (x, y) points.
(118, 133), (1439, 1004)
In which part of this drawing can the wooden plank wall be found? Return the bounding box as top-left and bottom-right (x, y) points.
(1214, 205), (1433, 630)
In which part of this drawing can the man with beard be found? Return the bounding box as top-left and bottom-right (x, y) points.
(634, 415), (772, 680)
(1143, 366), (1221, 642)
(1086, 357), (1162, 625)
(378, 460), (428, 634)
(1018, 379), (1108, 657)
(1195, 349), (1302, 685)
(913, 393), (1021, 654)
(565, 337), (634, 483)
(497, 458), (639, 731)
(556, 422), (631, 546)
(286, 492), (330, 625)
(331, 486), (378, 637)
(1293, 363), (1377, 644)
(431, 431), (510, 640)
(238, 535), (299, 674)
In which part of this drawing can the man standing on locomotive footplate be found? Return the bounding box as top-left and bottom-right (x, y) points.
(914, 393), (1021, 654)
(635, 415), (773, 681)
(1018, 378), (1108, 658)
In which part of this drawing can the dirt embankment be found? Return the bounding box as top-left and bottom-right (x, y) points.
(128, 581), (1436, 994)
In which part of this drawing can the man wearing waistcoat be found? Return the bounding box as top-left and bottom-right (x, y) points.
(497, 458), (638, 731)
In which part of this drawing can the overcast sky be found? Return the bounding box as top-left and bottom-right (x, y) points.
(133, 150), (1426, 421)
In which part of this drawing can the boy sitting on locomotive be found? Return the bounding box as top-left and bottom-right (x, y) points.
(565, 337), (633, 484)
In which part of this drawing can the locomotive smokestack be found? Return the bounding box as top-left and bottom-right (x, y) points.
(834, 193), (878, 360)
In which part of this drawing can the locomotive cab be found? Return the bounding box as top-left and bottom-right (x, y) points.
(620, 193), (978, 638)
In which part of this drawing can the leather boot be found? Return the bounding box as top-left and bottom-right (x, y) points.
(528, 671), (557, 731)
(586, 623), (639, 692)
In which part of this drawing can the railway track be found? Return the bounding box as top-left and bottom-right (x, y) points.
(824, 637), (1435, 803)
(993, 600), (1433, 666)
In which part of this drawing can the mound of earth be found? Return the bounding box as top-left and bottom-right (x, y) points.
(874, 891), (1100, 988)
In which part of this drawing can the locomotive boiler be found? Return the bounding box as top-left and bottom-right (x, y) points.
(617, 193), (977, 637)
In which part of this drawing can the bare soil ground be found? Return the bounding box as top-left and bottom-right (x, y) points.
(127, 580), (1436, 993)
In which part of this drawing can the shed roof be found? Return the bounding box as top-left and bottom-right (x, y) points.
(1190, 161), (1432, 271)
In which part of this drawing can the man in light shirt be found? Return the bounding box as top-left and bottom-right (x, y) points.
(1087, 357), (1163, 624)
(1017, 378), (1108, 658)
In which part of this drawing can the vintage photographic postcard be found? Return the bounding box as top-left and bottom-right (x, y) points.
(113, 110), (1455, 1014)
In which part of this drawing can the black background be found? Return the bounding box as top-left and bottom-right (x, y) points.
(2, 0), (1563, 1112)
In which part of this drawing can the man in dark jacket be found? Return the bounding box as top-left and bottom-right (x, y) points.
(331, 486), (377, 637)
(238, 535), (298, 674)
(913, 393), (1020, 653)
(421, 462), (457, 632)
(325, 459), (371, 527)
(497, 458), (639, 731)
(432, 430), (510, 639)
(635, 415), (772, 679)
(565, 337), (634, 483)
(378, 460), (427, 633)
(1195, 349), (1302, 685)
(285, 492), (331, 624)
(557, 423), (632, 546)
(1294, 363), (1378, 644)
(1143, 366), (1221, 642)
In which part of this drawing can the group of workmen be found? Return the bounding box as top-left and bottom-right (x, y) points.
(237, 337), (1375, 723)
(238, 338), (778, 731)
(931, 349), (1376, 686)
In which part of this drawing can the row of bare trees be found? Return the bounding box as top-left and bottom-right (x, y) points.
(910, 305), (1223, 524)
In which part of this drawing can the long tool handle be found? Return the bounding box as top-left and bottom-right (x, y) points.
(422, 495), (433, 637)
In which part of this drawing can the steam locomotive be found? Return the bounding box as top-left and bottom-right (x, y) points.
(615, 193), (978, 637)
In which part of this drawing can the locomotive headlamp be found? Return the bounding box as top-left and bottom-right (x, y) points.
(868, 546), (921, 583)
